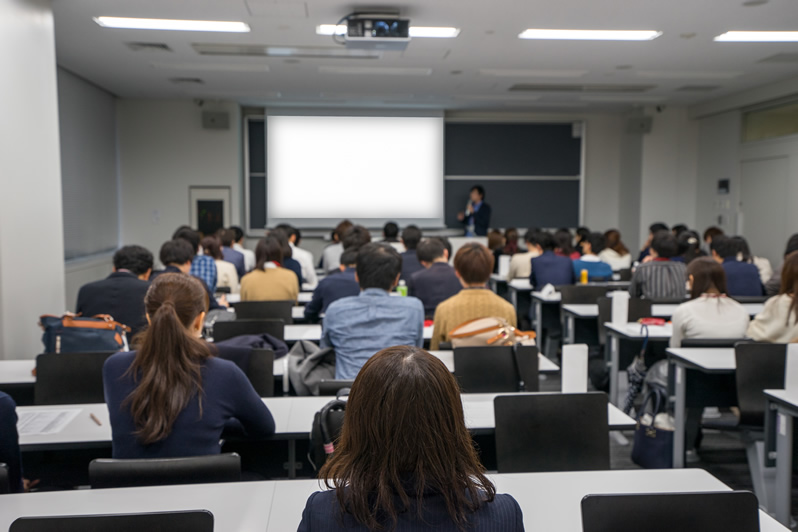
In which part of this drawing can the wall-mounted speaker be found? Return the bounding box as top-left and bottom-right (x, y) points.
(202, 111), (230, 130)
(626, 116), (653, 134)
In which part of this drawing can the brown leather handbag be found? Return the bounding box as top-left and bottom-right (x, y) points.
(448, 317), (536, 348)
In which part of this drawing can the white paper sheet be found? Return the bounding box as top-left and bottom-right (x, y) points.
(17, 409), (82, 435)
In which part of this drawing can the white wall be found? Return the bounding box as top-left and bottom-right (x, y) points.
(117, 100), (242, 265)
(0, 0), (66, 359)
(582, 114), (623, 234)
(695, 111), (741, 236)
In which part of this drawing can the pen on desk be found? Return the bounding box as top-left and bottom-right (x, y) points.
(90, 413), (102, 426)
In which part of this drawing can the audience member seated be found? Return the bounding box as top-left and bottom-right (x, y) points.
(174, 227), (217, 293)
(382, 221), (405, 253)
(103, 274), (275, 458)
(240, 235), (300, 302)
(503, 228), (520, 255)
(638, 222), (670, 262)
(703, 226), (724, 254)
(554, 229), (581, 260)
(219, 229), (246, 280)
(672, 224), (689, 238)
(0, 392), (23, 492)
(732, 235), (772, 286)
(457, 185), (492, 236)
(341, 224), (372, 253)
(272, 228), (304, 286)
(765, 234), (798, 296)
(304, 248), (360, 323)
(76, 245), (153, 337)
(488, 230), (506, 273)
(507, 229), (541, 279)
(598, 229), (632, 271)
(153, 240), (226, 310)
(529, 231), (575, 290)
(628, 231), (687, 300)
(573, 232), (614, 281)
(408, 238), (462, 318)
(276, 224), (317, 289)
(230, 226), (256, 273)
(747, 251), (798, 343)
(400, 225), (424, 281)
(711, 236), (763, 297)
(670, 258), (751, 348)
(321, 220), (353, 273)
(675, 230), (705, 264)
(322, 243), (424, 379)
(201, 236), (239, 295)
(298, 346), (522, 532)
(431, 243), (517, 350)
(575, 226), (591, 249)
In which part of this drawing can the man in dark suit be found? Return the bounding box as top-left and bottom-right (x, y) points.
(219, 228), (246, 279)
(76, 245), (153, 337)
(304, 248), (361, 322)
(529, 231), (575, 289)
(711, 236), (764, 297)
(457, 185), (492, 236)
(399, 225), (424, 281)
(407, 238), (462, 318)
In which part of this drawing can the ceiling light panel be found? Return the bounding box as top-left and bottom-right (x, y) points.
(480, 69), (588, 78)
(715, 31), (798, 42)
(518, 29), (662, 41)
(94, 16), (250, 32)
(319, 66), (433, 76)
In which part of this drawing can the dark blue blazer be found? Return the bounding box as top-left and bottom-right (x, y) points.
(284, 257), (304, 286)
(222, 247), (246, 279)
(408, 262), (462, 317)
(462, 203), (492, 236)
(529, 251), (575, 289)
(0, 392), (23, 493)
(298, 489), (524, 531)
(304, 268), (360, 322)
(722, 258), (764, 297)
(76, 272), (150, 336)
(401, 250), (424, 281)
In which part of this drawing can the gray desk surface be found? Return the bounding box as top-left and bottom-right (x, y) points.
(564, 303), (763, 319)
(666, 347), (736, 373)
(604, 322), (673, 339)
(284, 324), (434, 342)
(0, 469), (786, 532)
(766, 389), (798, 411)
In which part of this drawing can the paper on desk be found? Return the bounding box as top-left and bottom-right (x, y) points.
(17, 409), (81, 435)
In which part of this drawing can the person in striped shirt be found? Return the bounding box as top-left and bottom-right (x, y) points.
(628, 231), (688, 301)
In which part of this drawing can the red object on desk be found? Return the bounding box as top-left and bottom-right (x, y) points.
(424, 319), (434, 328)
(638, 317), (667, 326)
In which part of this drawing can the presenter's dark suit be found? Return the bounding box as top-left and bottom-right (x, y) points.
(76, 272), (150, 336)
(722, 258), (764, 297)
(529, 251), (575, 289)
(401, 250), (424, 281)
(298, 489), (524, 531)
(462, 203), (492, 236)
(408, 262), (463, 318)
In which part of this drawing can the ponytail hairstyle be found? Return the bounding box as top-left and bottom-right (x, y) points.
(124, 273), (211, 445)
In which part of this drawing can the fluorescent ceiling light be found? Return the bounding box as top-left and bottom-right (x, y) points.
(93, 16), (250, 32)
(518, 29), (661, 41)
(714, 31), (798, 42)
(319, 66), (433, 76)
(316, 24), (460, 38)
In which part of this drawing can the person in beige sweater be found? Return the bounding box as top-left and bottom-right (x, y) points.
(431, 243), (517, 350)
(506, 230), (541, 280)
(240, 235), (299, 302)
(747, 251), (798, 343)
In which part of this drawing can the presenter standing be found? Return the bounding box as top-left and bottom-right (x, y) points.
(457, 185), (491, 236)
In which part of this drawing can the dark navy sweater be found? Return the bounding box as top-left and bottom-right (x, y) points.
(0, 392), (23, 492)
(103, 351), (275, 459)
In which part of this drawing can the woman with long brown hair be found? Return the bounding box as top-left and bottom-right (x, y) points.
(598, 229), (632, 271)
(298, 346), (524, 531)
(748, 250), (798, 342)
(103, 273), (275, 458)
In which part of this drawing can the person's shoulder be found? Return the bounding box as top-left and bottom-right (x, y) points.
(0, 391), (16, 413)
(476, 493), (522, 523)
(104, 350), (136, 374)
(326, 294), (361, 313)
(395, 294), (424, 312)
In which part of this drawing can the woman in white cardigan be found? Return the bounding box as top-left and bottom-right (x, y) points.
(747, 251), (798, 343)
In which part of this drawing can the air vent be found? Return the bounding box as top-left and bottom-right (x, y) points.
(169, 77), (204, 85)
(758, 53), (798, 64)
(509, 84), (655, 93)
(126, 42), (172, 52)
(193, 43), (381, 59)
(676, 85), (720, 92)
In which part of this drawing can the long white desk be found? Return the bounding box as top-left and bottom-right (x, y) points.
(764, 389), (798, 526)
(0, 470), (786, 531)
(227, 293), (313, 304)
(284, 324), (434, 342)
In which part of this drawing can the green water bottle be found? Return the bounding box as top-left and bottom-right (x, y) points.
(397, 280), (408, 296)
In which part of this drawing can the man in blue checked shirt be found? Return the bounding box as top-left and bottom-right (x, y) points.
(174, 227), (217, 293)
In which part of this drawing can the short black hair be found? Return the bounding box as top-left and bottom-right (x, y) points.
(340, 247), (359, 267)
(401, 225), (422, 250)
(275, 224), (298, 242)
(230, 226), (245, 243)
(703, 226), (724, 243)
(356, 243), (402, 291)
(217, 229), (235, 247)
(383, 222), (399, 239)
(416, 238), (446, 263)
(784, 234), (798, 257)
(470, 185), (485, 200)
(651, 231), (678, 259)
(584, 232), (606, 254)
(270, 228), (293, 259)
(342, 225), (372, 251)
(113, 245), (153, 275)
(672, 224), (689, 237)
(173, 228), (200, 253)
(434, 236), (452, 260)
(530, 231), (555, 251)
(710, 235), (736, 259)
(524, 229), (540, 244)
(160, 239), (195, 266)
(649, 222), (669, 234)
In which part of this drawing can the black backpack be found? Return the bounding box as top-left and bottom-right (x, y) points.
(309, 397), (347, 472)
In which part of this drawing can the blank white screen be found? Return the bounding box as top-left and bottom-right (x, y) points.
(267, 115), (443, 226)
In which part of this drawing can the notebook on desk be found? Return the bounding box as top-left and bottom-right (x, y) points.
(581, 491), (759, 532)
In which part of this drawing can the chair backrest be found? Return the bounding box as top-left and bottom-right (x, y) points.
(10, 511), (214, 532)
(215, 348), (275, 397)
(680, 338), (743, 348)
(453, 346), (539, 393)
(735, 343), (786, 427)
(0, 463), (9, 494)
(318, 379), (355, 396)
(617, 268), (632, 281)
(212, 319), (285, 342)
(596, 297), (652, 345)
(34, 351), (115, 405)
(494, 392), (610, 473)
(232, 300), (294, 324)
(561, 344), (589, 393)
(730, 295), (769, 304)
(580, 491), (760, 532)
(559, 285), (609, 305)
(89, 453), (241, 489)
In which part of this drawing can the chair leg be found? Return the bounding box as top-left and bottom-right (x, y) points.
(745, 437), (776, 510)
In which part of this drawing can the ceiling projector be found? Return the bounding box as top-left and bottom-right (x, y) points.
(345, 14), (410, 51)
